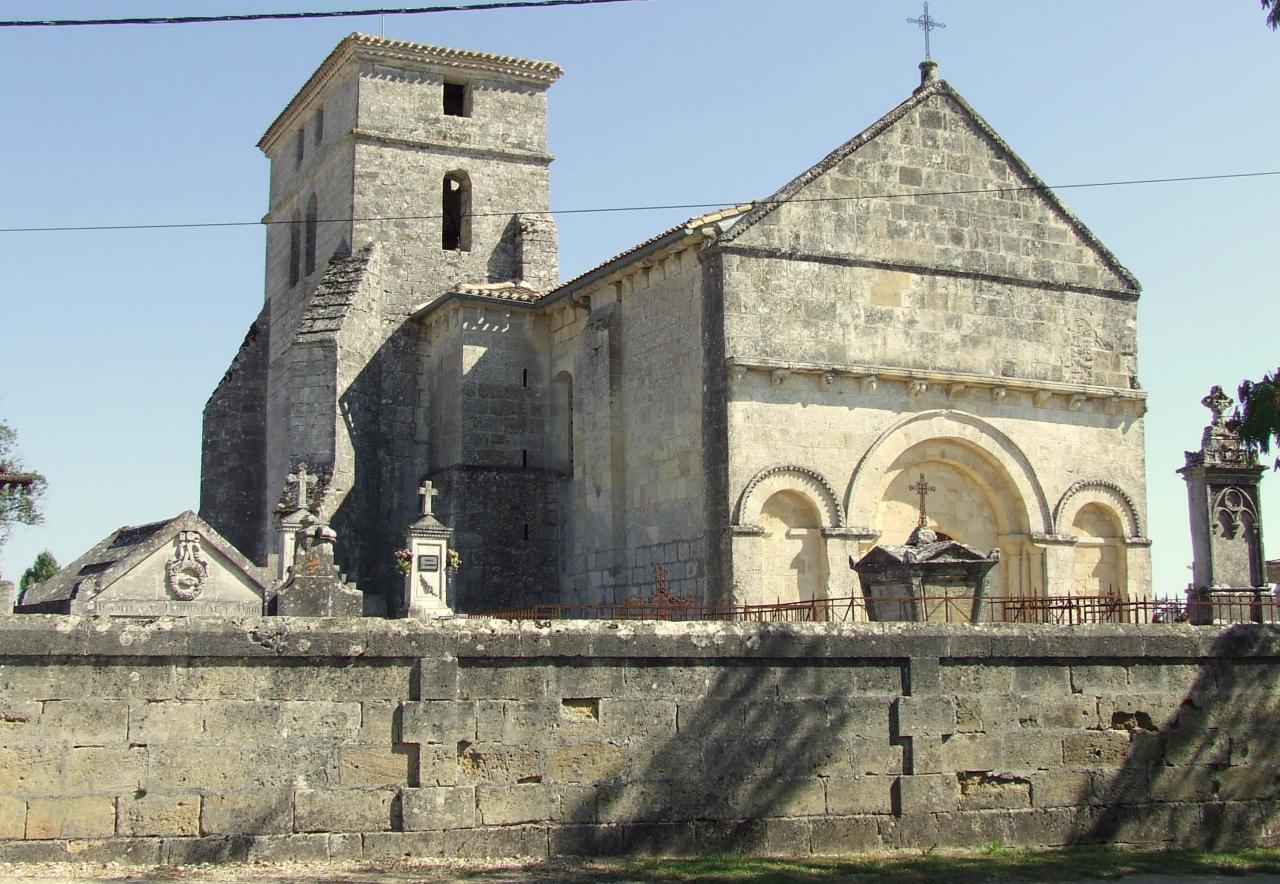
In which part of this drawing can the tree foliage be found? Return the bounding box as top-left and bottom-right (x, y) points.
(1267, 0), (1280, 30)
(1237, 368), (1280, 467)
(0, 419), (47, 554)
(19, 550), (58, 591)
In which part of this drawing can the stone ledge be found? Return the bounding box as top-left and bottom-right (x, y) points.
(0, 616), (1275, 662)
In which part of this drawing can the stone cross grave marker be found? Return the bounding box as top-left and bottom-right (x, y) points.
(287, 463), (313, 511)
(418, 479), (439, 517)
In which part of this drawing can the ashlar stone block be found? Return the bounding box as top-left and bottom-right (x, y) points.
(402, 786), (476, 831)
(0, 796), (25, 839)
(25, 796), (115, 839)
(294, 788), (394, 833)
(475, 783), (555, 826)
(117, 794), (200, 837)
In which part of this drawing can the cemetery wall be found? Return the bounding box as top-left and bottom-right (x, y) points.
(1, 616), (1278, 865)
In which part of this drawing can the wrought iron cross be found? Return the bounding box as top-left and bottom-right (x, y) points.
(287, 463), (312, 511)
(909, 471), (936, 529)
(418, 479), (440, 517)
(907, 1), (946, 61)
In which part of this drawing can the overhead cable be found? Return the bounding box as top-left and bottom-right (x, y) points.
(0, 170), (1276, 234)
(0, 0), (653, 29)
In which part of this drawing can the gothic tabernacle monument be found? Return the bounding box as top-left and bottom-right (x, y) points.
(28, 25), (1152, 616)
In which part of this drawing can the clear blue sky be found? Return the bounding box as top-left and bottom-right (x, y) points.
(1, 1), (1276, 594)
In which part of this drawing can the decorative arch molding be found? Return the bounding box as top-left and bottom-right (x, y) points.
(736, 464), (845, 529)
(1054, 480), (1143, 538)
(846, 410), (1052, 535)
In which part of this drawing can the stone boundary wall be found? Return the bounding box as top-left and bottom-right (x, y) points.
(1, 616), (1278, 865)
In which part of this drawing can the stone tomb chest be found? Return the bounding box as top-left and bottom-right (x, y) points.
(16, 511), (268, 616)
(852, 525), (1000, 624)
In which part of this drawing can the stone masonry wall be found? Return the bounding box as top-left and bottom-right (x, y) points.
(2, 617), (1279, 865)
(558, 244), (709, 605)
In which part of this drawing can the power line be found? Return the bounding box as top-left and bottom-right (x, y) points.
(0, 0), (651, 28)
(1, 170), (1275, 235)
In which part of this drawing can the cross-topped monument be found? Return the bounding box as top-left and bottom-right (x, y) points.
(287, 463), (313, 512)
(907, 1), (946, 61)
(418, 479), (440, 517)
(909, 471), (936, 529)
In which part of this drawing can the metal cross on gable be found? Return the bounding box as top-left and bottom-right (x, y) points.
(909, 471), (936, 529)
(418, 479), (440, 517)
(287, 463), (313, 511)
(907, 1), (946, 61)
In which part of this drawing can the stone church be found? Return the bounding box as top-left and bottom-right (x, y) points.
(199, 33), (1151, 615)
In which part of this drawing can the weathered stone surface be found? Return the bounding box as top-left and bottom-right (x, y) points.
(202, 790), (293, 836)
(294, 789), (393, 833)
(0, 795), (25, 839)
(25, 796), (115, 839)
(0, 617), (1278, 863)
(117, 794), (200, 837)
(401, 786), (476, 831)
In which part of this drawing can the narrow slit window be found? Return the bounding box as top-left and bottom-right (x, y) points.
(289, 210), (302, 286)
(443, 81), (469, 117)
(523, 523), (530, 541)
(522, 368), (528, 388)
(294, 129), (304, 168)
(521, 449), (528, 468)
(442, 172), (471, 251)
(305, 194), (318, 275)
(314, 107), (324, 145)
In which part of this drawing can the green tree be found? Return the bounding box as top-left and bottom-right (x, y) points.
(1267, 0), (1280, 29)
(19, 550), (58, 591)
(0, 419), (47, 558)
(1237, 368), (1280, 466)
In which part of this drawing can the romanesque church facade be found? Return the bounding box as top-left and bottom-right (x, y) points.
(200, 34), (1150, 614)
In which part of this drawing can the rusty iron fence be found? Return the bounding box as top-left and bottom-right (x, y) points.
(470, 592), (1280, 625)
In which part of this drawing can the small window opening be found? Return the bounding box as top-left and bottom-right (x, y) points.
(521, 449), (528, 468)
(304, 194), (318, 275)
(442, 172), (471, 251)
(522, 368), (528, 388)
(523, 523), (530, 541)
(443, 81), (469, 117)
(294, 129), (304, 168)
(314, 107), (324, 145)
(289, 209), (302, 287)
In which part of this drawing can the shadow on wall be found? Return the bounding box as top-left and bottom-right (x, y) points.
(1072, 625), (1280, 848)
(554, 636), (900, 855)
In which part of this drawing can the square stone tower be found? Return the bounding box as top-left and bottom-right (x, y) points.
(201, 35), (562, 607)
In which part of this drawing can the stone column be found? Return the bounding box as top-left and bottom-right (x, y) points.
(1178, 386), (1269, 624)
(403, 480), (456, 619)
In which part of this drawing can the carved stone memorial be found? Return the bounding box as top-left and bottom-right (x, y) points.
(1178, 386), (1271, 623)
(14, 511), (267, 616)
(403, 480), (455, 619)
(273, 517), (363, 617)
(851, 472), (1000, 623)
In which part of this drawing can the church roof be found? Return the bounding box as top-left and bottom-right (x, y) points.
(714, 77), (1140, 296)
(16, 511), (266, 611)
(260, 33), (563, 153)
(540, 204), (753, 305)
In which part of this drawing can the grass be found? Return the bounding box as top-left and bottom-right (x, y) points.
(452, 847), (1280, 882)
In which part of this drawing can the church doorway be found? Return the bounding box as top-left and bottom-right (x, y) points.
(759, 490), (829, 605)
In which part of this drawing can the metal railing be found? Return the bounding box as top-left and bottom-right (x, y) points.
(471, 592), (1280, 625)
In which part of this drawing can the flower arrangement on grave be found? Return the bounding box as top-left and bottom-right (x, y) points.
(393, 548), (413, 576)
(447, 549), (462, 576)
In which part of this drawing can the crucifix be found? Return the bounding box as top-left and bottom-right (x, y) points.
(907, 1), (946, 61)
(909, 471), (936, 529)
(287, 463), (312, 511)
(418, 479), (440, 517)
